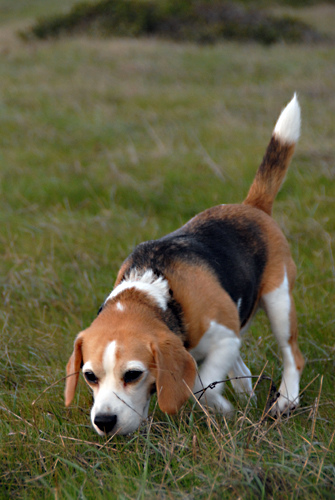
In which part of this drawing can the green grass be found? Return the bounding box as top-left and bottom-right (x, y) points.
(1, 1), (335, 498)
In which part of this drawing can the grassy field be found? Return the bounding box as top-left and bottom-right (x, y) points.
(0, 1), (334, 498)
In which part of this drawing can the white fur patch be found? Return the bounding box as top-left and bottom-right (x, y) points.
(103, 340), (117, 375)
(105, 268), (170, 311)
(116, 302), (125, 312)
(274, 93), (301, 144)
(82, 361), (94, 374)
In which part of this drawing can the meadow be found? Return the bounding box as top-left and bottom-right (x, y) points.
(0, 1), (334, 498)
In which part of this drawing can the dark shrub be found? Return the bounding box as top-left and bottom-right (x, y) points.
(22, 0), (325, 45)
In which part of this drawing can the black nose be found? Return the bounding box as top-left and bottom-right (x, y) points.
(94, 414), (117, 434)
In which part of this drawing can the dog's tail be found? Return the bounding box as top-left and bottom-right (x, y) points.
(244, 94), (301, 216)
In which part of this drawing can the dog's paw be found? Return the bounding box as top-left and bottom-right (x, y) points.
(270, 391), (299, 416)
(200, 392), (235, 416)
(269, 373), (300, 416)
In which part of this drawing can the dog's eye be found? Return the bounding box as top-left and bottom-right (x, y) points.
(84, 371), (98, 384)
(123, 370), (143, 384)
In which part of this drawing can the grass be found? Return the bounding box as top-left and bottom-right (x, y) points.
(0, 1), (335, 498)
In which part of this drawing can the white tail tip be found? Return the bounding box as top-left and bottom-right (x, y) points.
(274, 93), (301, 144)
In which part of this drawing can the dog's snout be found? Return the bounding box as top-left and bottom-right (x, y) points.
(94, 414), (117, 434)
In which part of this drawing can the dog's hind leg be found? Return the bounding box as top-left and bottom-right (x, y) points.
(262, 269), (304, 414)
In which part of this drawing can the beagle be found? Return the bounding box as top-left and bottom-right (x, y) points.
(65, 95), (304, 436)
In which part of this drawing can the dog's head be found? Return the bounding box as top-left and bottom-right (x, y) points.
(65, 301), (196, 436)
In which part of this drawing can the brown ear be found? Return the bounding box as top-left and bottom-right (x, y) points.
(152, 334), (197, 414)
(65, 334), (83, 407)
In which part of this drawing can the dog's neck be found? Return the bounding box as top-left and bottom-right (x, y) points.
(106, 268), (170, 310)
(100, 268), (187, 345)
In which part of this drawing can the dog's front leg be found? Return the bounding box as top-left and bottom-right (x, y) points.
(191, 322), (241, 415)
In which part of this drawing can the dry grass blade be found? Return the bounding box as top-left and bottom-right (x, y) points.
(32, 374), (71, 406)
(316, 428), (335, 484)
(294, 375), (324, 491)
(0, 404), (33, 428)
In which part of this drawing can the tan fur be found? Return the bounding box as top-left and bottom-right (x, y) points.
(289, 295), (305, 373)
(164, 262), (240, 347)
(65, 334), (84, 407)
(151, 333), (196, 414)
(244, 138), (295, 215)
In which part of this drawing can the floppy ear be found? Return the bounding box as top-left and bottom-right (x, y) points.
(65, 334), (83, 407)
(152, 334), (197, 414)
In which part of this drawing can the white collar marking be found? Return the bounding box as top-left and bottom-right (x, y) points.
(105, 269), (170, 311)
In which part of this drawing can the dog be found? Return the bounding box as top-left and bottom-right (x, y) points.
(65, 95), (304, 436)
